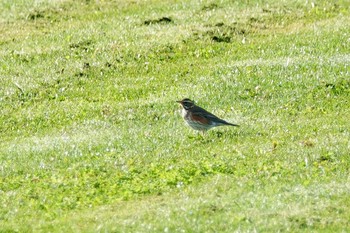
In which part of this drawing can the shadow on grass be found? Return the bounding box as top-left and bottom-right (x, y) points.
(185, 129), (242, 145)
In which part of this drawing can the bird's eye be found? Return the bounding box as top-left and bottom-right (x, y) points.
(184, 101), (192, 108)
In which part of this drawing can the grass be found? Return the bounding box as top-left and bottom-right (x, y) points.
(1, 0), (350, 231)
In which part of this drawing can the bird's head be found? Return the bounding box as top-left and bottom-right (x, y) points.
(176, 98), (195, 110)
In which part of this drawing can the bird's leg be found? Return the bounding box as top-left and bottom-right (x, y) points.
(196, 130), (205, 139)
(200, 130), (206, 137)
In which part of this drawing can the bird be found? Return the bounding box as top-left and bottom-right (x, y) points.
(176, 98), (239, 132)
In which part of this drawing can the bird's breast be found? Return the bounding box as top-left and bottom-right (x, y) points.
(181, 108), (188, 118)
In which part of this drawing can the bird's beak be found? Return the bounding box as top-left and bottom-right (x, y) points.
(176, 100), (182, 103)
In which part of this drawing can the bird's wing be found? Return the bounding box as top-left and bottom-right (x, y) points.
(192, 106), (229, 125)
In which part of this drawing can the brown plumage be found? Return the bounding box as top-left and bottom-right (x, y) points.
(177, 98), (239, 132)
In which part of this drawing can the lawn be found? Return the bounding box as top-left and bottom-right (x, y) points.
(0, 0), (350, 232)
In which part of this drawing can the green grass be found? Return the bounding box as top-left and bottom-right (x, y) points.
(1, 0), (350, 231)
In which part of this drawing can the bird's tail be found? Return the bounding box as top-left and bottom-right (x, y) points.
(218, 119), (239, 127)
(226, 122), (239, 127)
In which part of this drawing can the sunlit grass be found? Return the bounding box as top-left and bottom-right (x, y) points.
(0, 0), (349, 231)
